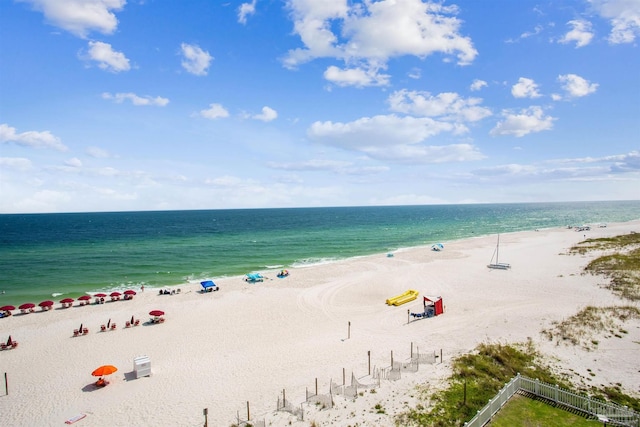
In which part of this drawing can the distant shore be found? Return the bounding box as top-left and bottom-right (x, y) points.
(1, 220), (639, 426)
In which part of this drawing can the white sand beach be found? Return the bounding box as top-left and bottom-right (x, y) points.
(1, 221), (639, 426)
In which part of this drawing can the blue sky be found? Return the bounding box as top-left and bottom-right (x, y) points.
(0, 0), (638, 213)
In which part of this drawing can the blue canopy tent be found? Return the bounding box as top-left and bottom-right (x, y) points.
(244, 273), (264, 283)
(200, 280), (219, 292)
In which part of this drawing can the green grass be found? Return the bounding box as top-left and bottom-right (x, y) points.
(488, 395), (601, 426)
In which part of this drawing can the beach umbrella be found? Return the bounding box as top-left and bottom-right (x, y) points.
(7, 336), (13, 346)
(19, 303), (35, 310)
(78, 295), (91, 301)
(60, 298), (74, 304)
(38, 300), (54, 308)
(110, 292), (121, 297)
(107, 319), (111, 328)
(149, 310), (164, 317)
(91, 365), (118, 377)
(124, 290), (136, 295)
(0, 305), (16, 312)
(94, 293), (107, 298)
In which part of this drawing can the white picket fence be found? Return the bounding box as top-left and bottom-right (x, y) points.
(465, 374), (640, 427)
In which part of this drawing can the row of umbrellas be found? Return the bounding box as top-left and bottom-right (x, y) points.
(0, 290), (138, 313)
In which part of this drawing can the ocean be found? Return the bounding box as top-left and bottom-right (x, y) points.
(1, 201), (638, 306)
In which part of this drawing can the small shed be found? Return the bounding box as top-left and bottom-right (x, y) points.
(133, 355), (151, 378)
(423, 296), (444, 316)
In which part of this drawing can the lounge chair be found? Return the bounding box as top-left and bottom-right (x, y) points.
(125, 321), (131, 328)
(134, 319), (140, 326)
(100, 325), (106, 332)
(82, 328), (89, 334)
(73, 329), (79, 337)
(110, 323), (116, 330)
(0, 343), (6, 350)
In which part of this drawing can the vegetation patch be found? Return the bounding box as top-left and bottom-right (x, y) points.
(487, 394), (601, 426)
(569, 232), (640, 300)
(541, 306), (640, 350)
(394, 341), (570, 427)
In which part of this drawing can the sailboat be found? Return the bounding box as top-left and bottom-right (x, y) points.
(488, 234), (511, 270)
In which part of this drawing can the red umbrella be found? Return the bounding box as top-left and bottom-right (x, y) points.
(123, 290), (136, 295)
(149, 310), (164, 317)
(0, 305), (16, 311)
(39, 300), (54, 307)
(110, 292), (121, 297)
(19, 303), (35, 310)
(78, 295), (91, 301)
(94, 293), (107, 298)
(60, 298), (74, 304)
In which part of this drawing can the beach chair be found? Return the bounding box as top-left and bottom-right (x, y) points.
(110, 323), (117, 330)
(158, 317), (165, 323)
(100, 325), (106, 332)
(83, 328), (89, 334)
(11, 341), (17, 348)
(134, 319), (140, 326)
(125, 321), (131, 328)
(0, 343), (6, 350)
(73, 329), (79, 337)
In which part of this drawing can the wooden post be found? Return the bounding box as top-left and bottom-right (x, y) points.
(247, 401), (250, 421)
(315, 377), (318, 395)
(407, 308), (410, 324)
(348, 321), (351, 339)
(463, 379), (467, 406)
(367, 351), (371, 375)
(283, 389), (286, 404)
(4, 372), (7, 395)
(410, 342), (413, 358)
(343, 368), (345, 385)
(203, 408), (208, 427)
(390, 350), (393, 367)
(440, 348), (443, 363)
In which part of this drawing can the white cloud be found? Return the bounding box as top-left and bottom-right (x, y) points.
(180, 43), (213, 76)
(511, 77), (542, 99)
(86, 146), (111, 158)
(252, 106), (278, 122)
(470, 79), (487, 91)
(284, 0), (477, 87)
(102, 92), (170, 106)
(0, 123), (68, 151)
(64, 157), (83, 168)
(323, 65), (390, 87)
(307, 114), (484, 163)
(0, 157), (33, 171)
(490, 106), (555, 137)
(589, 0), (640, 44)
(557, 74), (599, 98)
(85, 41), (130, 72)
(200, 103), (230, 119)
(18, 0), (125, 38)
(238, 0), (257, 24)
(388, 89), (492, 122)
(559, 19), (594, 47)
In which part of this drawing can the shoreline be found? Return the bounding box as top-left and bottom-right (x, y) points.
(1, 221), (639, 426)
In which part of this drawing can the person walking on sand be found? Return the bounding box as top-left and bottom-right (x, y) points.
(141, 285), (144, 292)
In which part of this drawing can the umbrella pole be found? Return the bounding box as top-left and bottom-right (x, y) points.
(4, 372), (8, 395)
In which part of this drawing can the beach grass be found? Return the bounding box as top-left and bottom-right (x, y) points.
(541, 306), (640, 349)
(395, 340), (640, 426)
(395, 341), (571, 426)
(570, 232), (640, 300)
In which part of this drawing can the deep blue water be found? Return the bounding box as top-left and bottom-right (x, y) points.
(0, 201), (638, 306)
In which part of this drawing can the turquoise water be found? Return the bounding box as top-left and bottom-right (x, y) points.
(0, 201), (638, 306)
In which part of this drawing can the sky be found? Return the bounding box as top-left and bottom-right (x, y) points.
(0, 0), (639, 214)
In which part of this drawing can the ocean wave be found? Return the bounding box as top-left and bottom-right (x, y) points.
(51, 292), (63, 297)
(290, 257), (339, 268)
